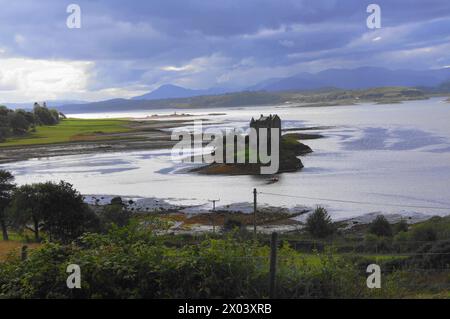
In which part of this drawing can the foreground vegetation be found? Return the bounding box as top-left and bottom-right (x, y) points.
(0, 170), (449, 298)
(1, 222), (449, 299)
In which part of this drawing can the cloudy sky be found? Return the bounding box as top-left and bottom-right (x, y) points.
(1, 0), (450, 102)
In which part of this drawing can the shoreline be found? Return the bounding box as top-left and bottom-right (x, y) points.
(83, 194), (438, 235)
(0, 118), (191, 164)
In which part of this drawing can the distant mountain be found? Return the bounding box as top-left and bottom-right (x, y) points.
(58, 91), (285, 114)
(249, 67), (450, 91)
(132, 84), (230, 100)
(56, 86), (433, 115)
(55, 67), (450, 114)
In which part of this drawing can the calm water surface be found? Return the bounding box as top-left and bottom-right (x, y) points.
(3, 98), (450, 219)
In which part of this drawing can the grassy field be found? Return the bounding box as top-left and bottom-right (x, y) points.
(0, 118), (132, 147)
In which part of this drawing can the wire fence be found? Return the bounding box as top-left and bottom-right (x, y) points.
(148, 234), (450, 298)
(258, 191), (450, 211)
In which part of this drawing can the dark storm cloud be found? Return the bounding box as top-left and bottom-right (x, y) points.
(0, 0), (449, 98)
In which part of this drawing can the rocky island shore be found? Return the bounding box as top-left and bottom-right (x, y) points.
(191, 132), (317, 175)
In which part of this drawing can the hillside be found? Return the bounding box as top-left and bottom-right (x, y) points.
(57, 87), (429, 114)
(132, 84), (229, 100)
(250, 67), (450, 92)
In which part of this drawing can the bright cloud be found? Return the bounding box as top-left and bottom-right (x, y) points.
(0, 58), (93, 102)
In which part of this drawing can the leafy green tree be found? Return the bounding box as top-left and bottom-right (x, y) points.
(9, 184), (45, 241)
(49, 109), (61, 124)
(10, 181), (98, 243)
(395, 218), (409, 234)
(0, 170), (15, 240)
(368, 215), (393, 237)
(7, 111), (30, 135)
(0, 106), (12, 141)
(33, 104), (58, 125)
(305, 206), (334, 238)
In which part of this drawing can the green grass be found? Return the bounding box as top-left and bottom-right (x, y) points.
(295, 253), (406, 267)
(0, 118), (132, 147)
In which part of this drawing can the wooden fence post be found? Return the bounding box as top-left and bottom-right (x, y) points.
(269, 232), (278, 298)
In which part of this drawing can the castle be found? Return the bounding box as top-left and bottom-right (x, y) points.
(250, 114), (281, 137)
(249, 114), (281, 152)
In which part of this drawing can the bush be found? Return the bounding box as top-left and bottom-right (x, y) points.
(395, 219), (409, 234)
(410, 240), (450, 269)
(364, 233), (393, 253)
(305, 206), (334, 238)
(411, 225), (437, 243)
(0, 227), (367, 299)
(110, 196), (124, 206)
(368, 215), (393, 237)
(222, 218), (243, 232)
(98, 204), (132, 231)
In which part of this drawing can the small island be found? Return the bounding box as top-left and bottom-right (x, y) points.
(191, 114), (315, 175)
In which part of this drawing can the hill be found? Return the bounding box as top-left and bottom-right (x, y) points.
(132, 84), (229, 100)
(249, 67), (450, 92)
(56, 87), (429, 114)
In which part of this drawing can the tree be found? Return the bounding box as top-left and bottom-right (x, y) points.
(0, 170), (15, 240)
(9, 184), (45, 241)
(10, 181), (98, 243)
(33, 104), (58, 125)
(7, 111), (30, 135)
(368, 215), (393, 237)
(395, 219), (409, 234)
(305, 206), (334, 238)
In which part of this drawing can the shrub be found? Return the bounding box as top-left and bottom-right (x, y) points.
(305, 206), (334, 238)
(0, 228), (368, 299)
(395, 219), (409, 234)
(364, 233), (393, 253)
(410, 240), (450, 269)
(98, 204), (132, 231)
(411, 225), (437, 243)
(223, 218), (243, 232)
(393, 231), (410, 252)
(368, 215), (393, 237)
(110, 196), (124, 206)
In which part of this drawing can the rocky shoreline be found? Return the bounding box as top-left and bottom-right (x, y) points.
(83, 194), (436, 235)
